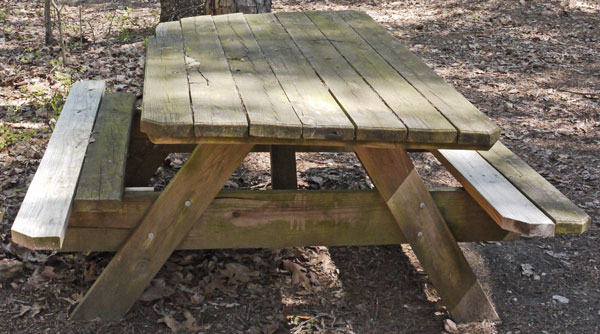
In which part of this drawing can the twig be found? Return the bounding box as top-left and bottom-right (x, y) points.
(50, 0), (67, 64)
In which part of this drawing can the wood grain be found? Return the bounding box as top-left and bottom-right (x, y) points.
(245, 13), (355, 140)
(213, 13), (302, 139)
(435, 148), (555, 237)
(61, 188), (517, 252)
(11, 80), (105, 249)
(339, 10), (500, 147)
(276, 12), (407, 142)
(307, 11), (457, 144)
(356, 146), (499, 322)
(75, 92), (135, 212)
(478, 142), (590, 234)
(141, 22), (194, 138)
(181, 16), (248, 138)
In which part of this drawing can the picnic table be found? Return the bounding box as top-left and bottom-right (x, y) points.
(11, 11), (590, 323)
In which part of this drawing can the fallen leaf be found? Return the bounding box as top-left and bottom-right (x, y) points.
(282, 260), (309, 287)
(0, 258), (23, 281)
(140, 278), (175, 302)
(159, 315), (180, 333)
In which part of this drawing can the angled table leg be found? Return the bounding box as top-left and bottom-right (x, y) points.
(355, 146), (499, 323)
(71, 144), (253, 320)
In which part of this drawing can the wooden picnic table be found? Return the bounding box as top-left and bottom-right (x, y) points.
(13, 10), (589, 323)
(73, 10), (501, 322)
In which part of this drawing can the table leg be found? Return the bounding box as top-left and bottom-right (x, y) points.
(355, 146), (499, 322)
(270, 145), (297, 189)
(70, 143), (253, 320)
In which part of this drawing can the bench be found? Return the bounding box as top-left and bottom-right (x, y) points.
(11, 77), (589, 322)
(11, 80), (136, 249)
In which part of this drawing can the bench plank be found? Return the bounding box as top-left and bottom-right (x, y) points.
(434, 149), (555, 237)
(141, 22), (194, 137)
(338, 10), (500, 147)
(213, 13), (302, 139)
(245, 13), (355, 141)
(74, 92), (135, 211)
(62, 189), (518, 252)
(11, 80), (105, 249)
(181, 16), (248, 138)
(307, 11), (457, 145)
(276, 12), (407, 142)
(478, 142), (590, 234)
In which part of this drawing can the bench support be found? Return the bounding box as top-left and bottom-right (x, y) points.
(70, 143), (253, 320)
(270, 145), (297, 189)
(355, 147), (499, 322)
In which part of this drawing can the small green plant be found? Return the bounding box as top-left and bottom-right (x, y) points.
(0, 8), (8, 22)
(0, 124), (37, 151)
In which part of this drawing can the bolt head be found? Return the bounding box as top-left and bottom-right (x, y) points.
(417, 232), (423, 238)
(185, 200), (192, 207)
(148, 232), (155, 239)
(419, 202), (425, 209)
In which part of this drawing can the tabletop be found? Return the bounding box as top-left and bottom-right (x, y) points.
(141, 10), (500, 149)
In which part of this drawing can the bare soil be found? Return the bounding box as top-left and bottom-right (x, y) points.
(0, 0), (598, 333)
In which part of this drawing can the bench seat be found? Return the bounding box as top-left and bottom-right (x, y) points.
(434, 142), (590, 237)
(11, 81), (136, 249)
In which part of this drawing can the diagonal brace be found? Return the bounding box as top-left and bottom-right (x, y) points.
(355, 146), (498, 323)
(70, 144), (253, 320)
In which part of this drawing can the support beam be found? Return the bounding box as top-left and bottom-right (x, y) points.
(270, 145), (297, 189)
(62, 189), (518, 252)
(355, 146), (499, 323)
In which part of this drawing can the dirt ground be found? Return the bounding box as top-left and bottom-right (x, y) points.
(0, 0), (598, 333)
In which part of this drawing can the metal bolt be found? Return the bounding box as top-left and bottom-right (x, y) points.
(417, 232), (423, 238)
(148, 232), (155, 239)
(185, 200), (192, 207)
(419, 202), (425, 209)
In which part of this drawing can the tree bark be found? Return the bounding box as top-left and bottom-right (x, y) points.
(160, 0), (271, 22)
(44, 0), (52, 45)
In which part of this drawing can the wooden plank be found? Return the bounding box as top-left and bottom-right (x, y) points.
(61, 189), (517, 252)
(270, 146), (297, 189)
(70, 144), (252, 320)
(275, 12), (407, 143)
(180, 16), (248, 138)
(11, 80), (105, 249)
(213, 13), (302, 139)
(75, 92), (135, 212)
(124, 112), (171, 187)
(356, 147), (498, 322)
(434, 149), (555, 237)
(478, 142), (590, 234)
(141, 22), (194, 138)
(147, 133), (497, 151)
(245, 13), (355, 141)
(338, 10), (500, 147)
(306, 11), (457, 145)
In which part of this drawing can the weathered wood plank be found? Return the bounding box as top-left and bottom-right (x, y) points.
(434, 149), (555, 237)
(75, 92), (135, 212)
(11, 81), (105, 249)
(141, 22), (194, 138)
(275, 12), (407, 142)
(180, 16), (248, 138)
(306, 11), (457, 145)
(245, 13), (355, 140)
(147, 133), (497, 150)
(338, 10), (500, 147)
(356, 147), (499, 322)
(213, 13), (302, 139)
(70, 144), (252, 320)
(61, 189), (517, 252)
(478, 142), (590, 234)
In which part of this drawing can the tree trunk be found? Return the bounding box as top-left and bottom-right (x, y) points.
(44, 0), (52, 45)
(160, 0), (271, 22)
(205, 0), (271, 15)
